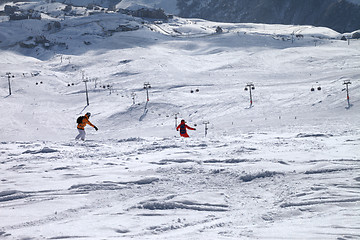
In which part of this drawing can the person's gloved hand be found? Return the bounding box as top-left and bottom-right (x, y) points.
(94, 126), (98, 131)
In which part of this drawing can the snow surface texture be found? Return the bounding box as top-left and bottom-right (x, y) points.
(0, 2), (360, 240)
(116, 0), (179, 14)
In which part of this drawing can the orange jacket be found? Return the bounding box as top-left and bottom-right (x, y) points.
(77, 115), (95, 130)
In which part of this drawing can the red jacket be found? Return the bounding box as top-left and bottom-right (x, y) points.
(176, 123), (195, 137)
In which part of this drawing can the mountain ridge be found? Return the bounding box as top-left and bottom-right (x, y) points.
(176, 0), (360, 33)
(2, 0), (359, 33)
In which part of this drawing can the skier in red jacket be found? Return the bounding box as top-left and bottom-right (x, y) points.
(176, 119), (196, 138)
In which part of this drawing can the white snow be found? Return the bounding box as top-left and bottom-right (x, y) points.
(116, 0), (179, 14)
(0, 2), (359, 240)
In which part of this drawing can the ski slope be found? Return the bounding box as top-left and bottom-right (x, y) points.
(0, 4), (360, 240)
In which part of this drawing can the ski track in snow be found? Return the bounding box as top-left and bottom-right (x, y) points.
(1, 133), (359, 239)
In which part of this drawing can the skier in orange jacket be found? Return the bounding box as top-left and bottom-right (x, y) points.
(75, 112), (98, 141)
(176, 119), (196, 138)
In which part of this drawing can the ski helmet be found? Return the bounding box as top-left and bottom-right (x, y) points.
(85, 112), (91, 117)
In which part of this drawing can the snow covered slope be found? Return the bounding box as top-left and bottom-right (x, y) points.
(0, 4), (359, 240)
(116, 0), (178, 14)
